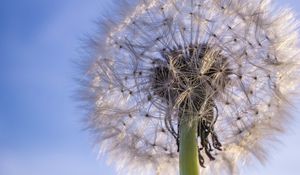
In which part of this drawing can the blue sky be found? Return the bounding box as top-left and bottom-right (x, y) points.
(0, 0), (300, 175)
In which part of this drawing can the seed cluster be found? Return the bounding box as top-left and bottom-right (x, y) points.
(151, 44), (230, 166)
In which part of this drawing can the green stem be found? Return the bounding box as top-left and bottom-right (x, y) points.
(179, 118), (199, 175)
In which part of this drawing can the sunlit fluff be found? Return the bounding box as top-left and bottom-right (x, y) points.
(80, 0), (300, 174)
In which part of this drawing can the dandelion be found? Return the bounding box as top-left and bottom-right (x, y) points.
(79, 0), (300, 174)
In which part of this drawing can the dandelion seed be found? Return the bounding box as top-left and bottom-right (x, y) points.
(79, 0), (300, 174)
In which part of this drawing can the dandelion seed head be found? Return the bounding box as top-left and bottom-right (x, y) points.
(80, 0), (300, 174)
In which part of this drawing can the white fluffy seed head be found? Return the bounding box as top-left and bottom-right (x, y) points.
(79, 0), (300, 174)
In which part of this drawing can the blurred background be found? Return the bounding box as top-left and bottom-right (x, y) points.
(0, 0), (299, 174)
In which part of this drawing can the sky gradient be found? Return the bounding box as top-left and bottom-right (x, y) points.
(1, 0), (300, 175)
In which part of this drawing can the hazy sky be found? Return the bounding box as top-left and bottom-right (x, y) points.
(0, 0), (300, 175)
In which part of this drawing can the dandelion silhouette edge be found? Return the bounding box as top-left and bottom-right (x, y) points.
(79, 0), (300, 174)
